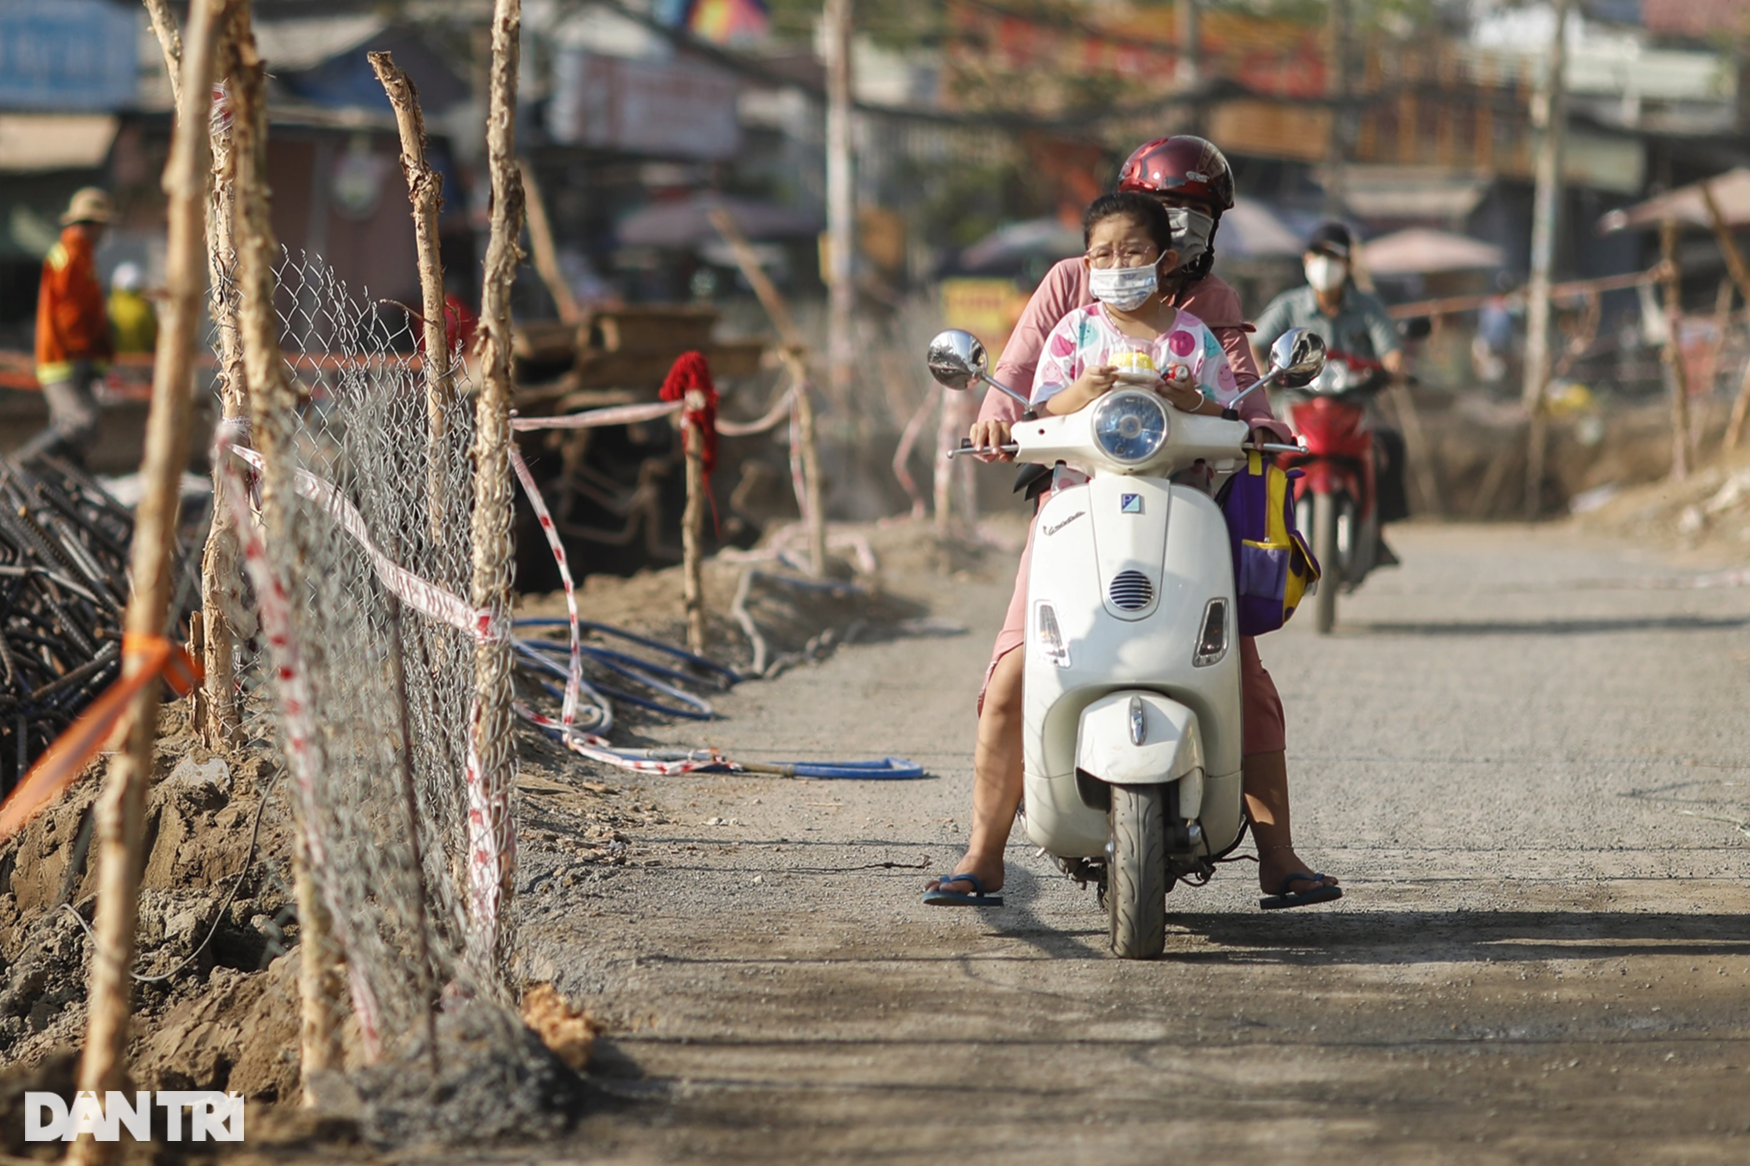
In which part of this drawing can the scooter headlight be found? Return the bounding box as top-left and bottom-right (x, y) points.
(1091, 390), (1169, 465)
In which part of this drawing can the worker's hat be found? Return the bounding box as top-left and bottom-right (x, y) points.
(61, 187), (113, 226)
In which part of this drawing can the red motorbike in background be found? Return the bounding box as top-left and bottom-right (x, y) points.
(1280, 350), (1396, 634)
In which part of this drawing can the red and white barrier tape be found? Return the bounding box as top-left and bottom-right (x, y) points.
(514, 703), (723, 775)
(463, 698), (511, 957)
(229, 445), (503, 643)
(509, 400), (683, 431)
(214, 424), (384, 1057)
(509, 446), (582, 727)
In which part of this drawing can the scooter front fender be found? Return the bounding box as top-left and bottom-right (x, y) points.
(1075, 691), (1205, 812)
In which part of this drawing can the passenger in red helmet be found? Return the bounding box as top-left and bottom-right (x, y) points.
(925, 136), (1342, 912)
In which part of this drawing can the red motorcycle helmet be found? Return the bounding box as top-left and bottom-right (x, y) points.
(1117, 135), (1235, 212)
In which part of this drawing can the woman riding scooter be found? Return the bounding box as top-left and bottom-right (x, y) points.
(926, 136), (1341, 912)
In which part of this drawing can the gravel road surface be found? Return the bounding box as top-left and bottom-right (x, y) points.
(502, 523), (1750, 1166)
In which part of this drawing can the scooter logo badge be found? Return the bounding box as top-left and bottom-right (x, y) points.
(1120, 494), (1143, 514)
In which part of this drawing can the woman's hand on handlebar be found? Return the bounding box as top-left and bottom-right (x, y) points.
(967, 418), (1014, 462)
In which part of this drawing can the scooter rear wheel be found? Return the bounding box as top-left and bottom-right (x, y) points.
(1312, 491), (1340, 635)
(1107, 784), (1167, 959)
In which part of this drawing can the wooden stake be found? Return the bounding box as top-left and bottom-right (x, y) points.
(681, 394), (708, 655)
(370, 51), (457, 540)
(470, 0), (525, 963)
(230, 18), (347, 1097)
(70, 4), (226, 1159)
(1521, 0), (1573, 519)
(1699, 181), (1750, 450)
(519, 159), (581, 323)
(1660, 218), (1692, 481)
(706, 207), (827, 575)
(199, 8), (246, 748)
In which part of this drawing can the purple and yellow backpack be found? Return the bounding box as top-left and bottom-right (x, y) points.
(1217, 451), (1321, 636)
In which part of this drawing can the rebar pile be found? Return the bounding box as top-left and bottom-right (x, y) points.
(0, 456), (137, 794)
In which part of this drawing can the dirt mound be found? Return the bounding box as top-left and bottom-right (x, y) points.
(1573, 442), (1750, 558)
(0, 706), (296, 1078)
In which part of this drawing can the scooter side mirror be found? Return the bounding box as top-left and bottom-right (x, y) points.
(926, 329), (989, 391)
(1269, 328), (1328, 389)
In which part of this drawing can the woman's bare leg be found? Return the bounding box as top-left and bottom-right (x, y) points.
(1243, 749), (1338, 895)
(927, 647), (1025, 894)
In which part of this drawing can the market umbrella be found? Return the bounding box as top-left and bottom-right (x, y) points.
(1597, 168), (1750, 233)
(1361, 227), (1505, 276)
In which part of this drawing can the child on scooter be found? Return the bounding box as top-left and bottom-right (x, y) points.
(924, 190), (1343, 913)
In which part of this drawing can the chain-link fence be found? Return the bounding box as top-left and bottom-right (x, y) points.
(210, 251), (567, 1136)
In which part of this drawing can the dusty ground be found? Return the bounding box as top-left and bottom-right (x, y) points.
(5, 517), (1747, 1164)
(483, 520), (1749, 1166)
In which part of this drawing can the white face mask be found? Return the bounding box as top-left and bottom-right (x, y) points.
(1305, 254), (1346, 293)
(1089, 261), (1160, 312)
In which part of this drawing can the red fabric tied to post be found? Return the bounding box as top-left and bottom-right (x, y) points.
(658, 351), (719, 472)
(659, 351), (720, 534)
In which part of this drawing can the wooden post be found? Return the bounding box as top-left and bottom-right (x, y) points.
(1660, 218), (1692, 481)
(706, 207), (827, 575)
(823, 0), (855, 408)
(933, 388), (956, 539)
(70, 4), (225, 1159)
(1521, 0), (1573, 518)
(681, 393), (708, 655)
(145, 0), (243, 747)
(198, 8), (247, 748)
(519, 159), (581, 323)
(1698, 181), (1750, 449)
(370, 51), (457, 542)
(470, 0), (525, 963)
(230, 16), (346, 1098)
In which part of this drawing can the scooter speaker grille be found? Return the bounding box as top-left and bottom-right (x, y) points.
(1108, 569), (1154, 611)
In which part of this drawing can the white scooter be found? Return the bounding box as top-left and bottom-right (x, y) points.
(927, 328), (1326, 959)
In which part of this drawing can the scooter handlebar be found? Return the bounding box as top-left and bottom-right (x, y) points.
(950, 438), (1302, 459)
(949, 438), (1020, 459)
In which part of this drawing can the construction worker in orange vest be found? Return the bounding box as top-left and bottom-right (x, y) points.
(22, 188), (114, 466)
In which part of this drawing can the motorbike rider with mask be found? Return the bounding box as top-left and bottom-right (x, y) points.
(1252, 220), (1410, 561)
(926, 136), (1342, 912)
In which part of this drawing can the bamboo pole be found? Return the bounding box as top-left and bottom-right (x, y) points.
(1521, 0), (1573, 519)
(706, 207), (827, 575)
(230, 22), (348, 1097)
(70, 5), (226, 1159)
(519, 159), (581, 323)
(1660, 218), (1692, 481)
(470, 0), (525, 965)
(681, 394), (708, 655)
(1699, 182), (1750, 450)
(369, 51), (456, 539)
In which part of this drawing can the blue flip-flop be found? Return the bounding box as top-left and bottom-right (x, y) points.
(1259, 872), (1343, 911)
(923, 872), (1004, 908)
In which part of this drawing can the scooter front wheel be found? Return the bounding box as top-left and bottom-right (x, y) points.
(1107, 784), (1167, 959)
(1311, 490), (1340, 635)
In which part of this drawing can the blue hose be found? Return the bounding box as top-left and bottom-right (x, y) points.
(704, 756), (929, 780)
(514, 640), (714, 720)
(513, 616), (740, 685)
